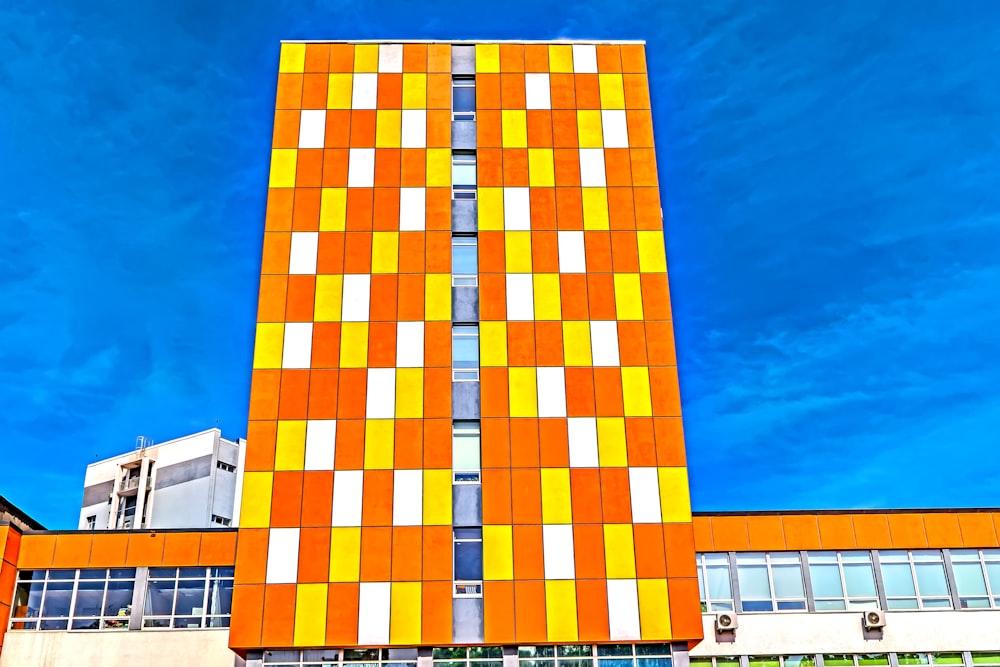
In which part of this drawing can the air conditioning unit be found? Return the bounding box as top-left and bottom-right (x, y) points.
(715, 611), (738, 632)
(862, 609), (886, 631)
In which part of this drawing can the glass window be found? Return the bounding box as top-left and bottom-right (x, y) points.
(142, 567), (234, 629)
(452, 75), (476, 121)
(454, 528), (483, 596)
(879, 550), (953, 610)
(453, 420), (481, 483)
(10, 569), (136, 631)
(736, 552), (806, 612)
(696, 553), (734, 611)
(452, 236), (478, 286)
(952, 548), (1000, 608)
(452, 325), (479, 381)
(452, 151), (477, 200)
(971, 654), (1000, 666)
(807, 551), (878, 611)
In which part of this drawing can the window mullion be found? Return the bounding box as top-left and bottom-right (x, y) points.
(800, 550), (817, 612)
(941, 548), (962, 610)
(871, 550), (889, 610)
(728, 552), (742, 613)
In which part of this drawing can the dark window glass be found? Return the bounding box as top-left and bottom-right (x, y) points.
(454, 540), (483, 580)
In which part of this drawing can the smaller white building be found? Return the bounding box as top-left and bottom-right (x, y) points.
(78, 428), (246, 531)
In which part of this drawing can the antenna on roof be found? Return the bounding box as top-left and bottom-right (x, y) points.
(135, 436), (153, 452)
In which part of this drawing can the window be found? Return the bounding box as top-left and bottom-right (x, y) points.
(116, 496), (137, 530)
(85, 515), (96, 530)
(452, 325), (479, 381)
(143, 567), (234, 628)
(452, 236), (478, 286)
(453, 527), (483, 597)
(452, 75), (476, 121)
(822, 656), (890, 667)
(435, 647), (502, 667)
(211, 514), (232, 527)
(896, 656), (965, 666)
(10, 568), (136, 631)
(216, 460), (236, 473)
(452, 151), (477, 200)
(518, 645), (672, 667)
(747, 658), (817, 667)
(696, 553), (734, 611)
(453, 421), (481, 483)
(263, 648), (418, 667)
(735, 552), (806, 612)
(690, 659), (739, 667)
(951, 548), (1000, 608)
(971, 654), (1000, 666)
(879, 550), (952, 609)
(807, 551), (879, 610)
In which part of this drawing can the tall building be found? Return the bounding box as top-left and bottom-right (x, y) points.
(1, 40), (999, 667)
(78, 428), (246, 530)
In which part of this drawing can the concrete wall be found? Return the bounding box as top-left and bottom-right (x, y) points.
(0, 629), (244, 667)
(692, 611), (1000, 656)
(151, 478), (211, 529)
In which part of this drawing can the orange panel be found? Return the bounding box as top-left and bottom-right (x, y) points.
(260, 232), (290, 275)
(301, 73), (329, 109)
(514, 580), (547, 642)
(334, 419), (366, 469)
(529, 189), (557, 231)
(527, 110), (553, 148)
(47, 533), (92, 570)
(608, 187), (636, 230)
(301, 472), (335, 526)
(325, 111), (352, 148)
(477, 73), (501, 109)
(510, 419), (540, 468)
(559, 274), (589, 320)
(425, 231), (451, 272)
(616, 321), (648, 367)
(587, 274), (617, 320)
(228, 584), (264, 648)
(531, 232), (559, 272)
(345, 189), (375, 231)
(573, 523), (606, 578)
(317, 231), (346, 274)
(265, 188), (294, 231)
(360, 527), (392, 581)
(633, 187), (662, 231)
(427, 110), (453, 148)
(623, 74), (651, 109)
(481, 418), (511, 468)
(249, 370), (280, 422)
(397, 274), (426, 320)
(524, 44), (549, 72)
(161, 532), (202, 567)
(245, 420), (278, 471)
(781, 515), (822, 550)
(277, 369), (310, 420)
(372, 189), (401, 231)
(367, 321), (397, 366)
(307, 368), (339, 418)
(510, 469), (542, 525)
(394, 420), (423, 469)
(349, 109), (376, 147)
(624, 418), (656, 466)
(610, 231), (640, 273)
(539, 418), (569, 468)
(18, 534), (55, 569)
(663, 523), (698, 578)
(398, 231), (425, 273)
(343, 232), (373, 272)
(421, 581), (452, 644)
(400, 148), (426, 186)
(482, 469), (513, 525)
(402, 43), (427, 72)
(326, 583), (360, 645)
(691, 517), (713, 552)
(852, 514), (892, 549)
(499, 44), (525, 72)
(576, 579), (610, 642)
(574, 74), (601, 109)
(584, 231), (612, 272)
(374, 149), (401, 187)
(361, 470), (394, 527)
(88, 533), (130, 568)
(484, 580), (516, 644)
(480, 367), (510, 417)
(653, 417), (686, 467)
(391, 527), (422, 581)
(503, 148), (529, 186)
(565, 367), (596, 417)
(604, 149), (633, 187)
(479, 231), (506, 273)
(630, 148), (658, 187)
(550, 74), (576, 109)
(508, 322), (536, 366)
(258, 275), (288, 322)
(272, 110), (300, 148)
(478, 147), (504, 186)
(501, 73), (527, 108)
(551, 110), (579, 148)
(295, 149), (324, 187)
(555, 187), (583, 230)
(423, 419), (452, 469)
(710, 516), (749, 552)
(649, 366), (681, 416)
(424, 368), (452, 419)
(923, 513), (962, 548)
(329, 44), (354, 72)
(600, 469), (633, 523)
(298, 527), (331, 583)
(311, 324), (341, 368)
(957, 512), (999, 547)
(640, 273), (672, 320)
(304, 43), (330, 72)
(535, 321), (564, 367)
(275, 73), (303, 109)
(125, 532), (166, 566)
(747, 515), (786, 551)
(596, 45), (622, 73)
(887, 513), (928, 549)
(645, 321), (676, 367)
(512, 525), (545, 579)
(271, 471), (304, 528)
(199, 531), (237, 566)
(667, 577), (703, 640)
(337, 370), (368, 420)
(634, 524), (667, 578)
(593, 367), (625, 417)
(429, 74), (453, 109)
(817, 514), (857, 550)
(625, 110), (655, 148)
(377, 73), (402, 108)
(478, 111), (502, 148)
(424, 322), (452, 367)
(322, 148), (350, 186)
(569, 469), (602, 524)
(290, 184), (321, 230)
(427, 44), (451, 73)
(423, 526), (452, 581)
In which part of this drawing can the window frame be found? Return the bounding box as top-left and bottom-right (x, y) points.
(141, 566), (235, 630)
(735, 551), (807, 613)
(451, 74), (476, 122)
(452, 235), (479, 287)
(806, 550), (880, 611)
(878, 550), (953, 610)
(9, 568), (137, 632)
(696, 552), (735, 612)
(452, 420), (482, 484)
(451, 324), (480, 381)
(451, 150), (477, 200)
(950, 548), (1000, 609)
(453, 527), (484, 598)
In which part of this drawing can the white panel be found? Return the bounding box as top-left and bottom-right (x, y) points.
(525, 73), (551, 110)
(331, 470), (364, 526)
(601, 109), (629, 148)
(567, 417), (599, 468)
(357, 581), (392, 645)
(503, 187), (531, 230)
(352, 73), (378, 109)
(282, 322), (313, 369)
(505, 274), (534, 320)
(579, 149), (607, 187)
(378, 44), (403, 72)
(348, 148), (376, 187)
(298, 109), (327, 149)
(265, 528), (300, 584)
(399, 188), (426, 230)
(607, 579), (642, 640)
(396, 321), (425, 367)
(572, 44), (598, 73)
(542, 524), (576, 580)
(366, 368), (396, 418)
(341, 274), (371, 321)
(628, 467), (663, 523)
(536, 367), (567, 418)
(304, 420), (337, 471)
(557, 231), (586, 273)
(401, 109), (427, 148)
(590, 321), (621, 366)
(392, 469), (423, 526)
(288, 231), (319, 275)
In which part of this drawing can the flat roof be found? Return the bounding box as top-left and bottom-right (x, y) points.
(280, 39), (646, 45)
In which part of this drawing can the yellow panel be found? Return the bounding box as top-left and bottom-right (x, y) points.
(402, 73), (427, 109)
(253, 323), (284, 369)
(390, 582), (422, 644)
(501, 110), (528, 148)
(476, 43), (500, 73)
(577, 110), (604, 148)
(320, 188), (348, 231)
(613, 274), (644, 320)
(371, 231), (400, 273)
(480, 322), (508, 366)
(424, 273), (452, 321)
(329, 527), (362, 582)
(293, 583), (328, 646)
(314, 275), (343, 322)
(540, 468), (572, 524)
(621, 367), (653, 417)
(532, 274), (562, 320)
(636, 231), (668, 272)
(478, 188), (504, 230)
(339, 322), (369, 367)
(504, 232), (532, 273)
(599, 73), (626, 110)
(278, 43), (306, 73)
(375, 110), (402, 148)
(548, 45), (574, 73)
(596, 417), (628, 467)
(364, 419), (394, 469)
(327, 74), (354, 109)
(426, 148), (452, 187)
(562, 321), (592, 366)
(637, 579), (672, 639)
(581, 188), (610, 230)
(354, 44), (379, 72)
(528, 149), (555, 187)
(274, 420), (307, 470)
(545, 580), (579, 642)
(508, 367), (538, 417)
(238, 472), (273, 528)
(483, 525), (514, 580)
(269, 149), (297, 188)
(423, 469), (452, 525)
(658, 468), (692, 522)
(395, 368), (424, 418)
(603, 524), (637, 578)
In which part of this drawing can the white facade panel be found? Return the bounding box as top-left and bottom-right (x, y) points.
(265, 528), (300, 584)
(542, 524), (576, 580)
(304, 420), (337, 471)
(606, 579), (642, 640)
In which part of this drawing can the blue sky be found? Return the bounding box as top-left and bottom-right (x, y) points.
(2, 1), (999, 528)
